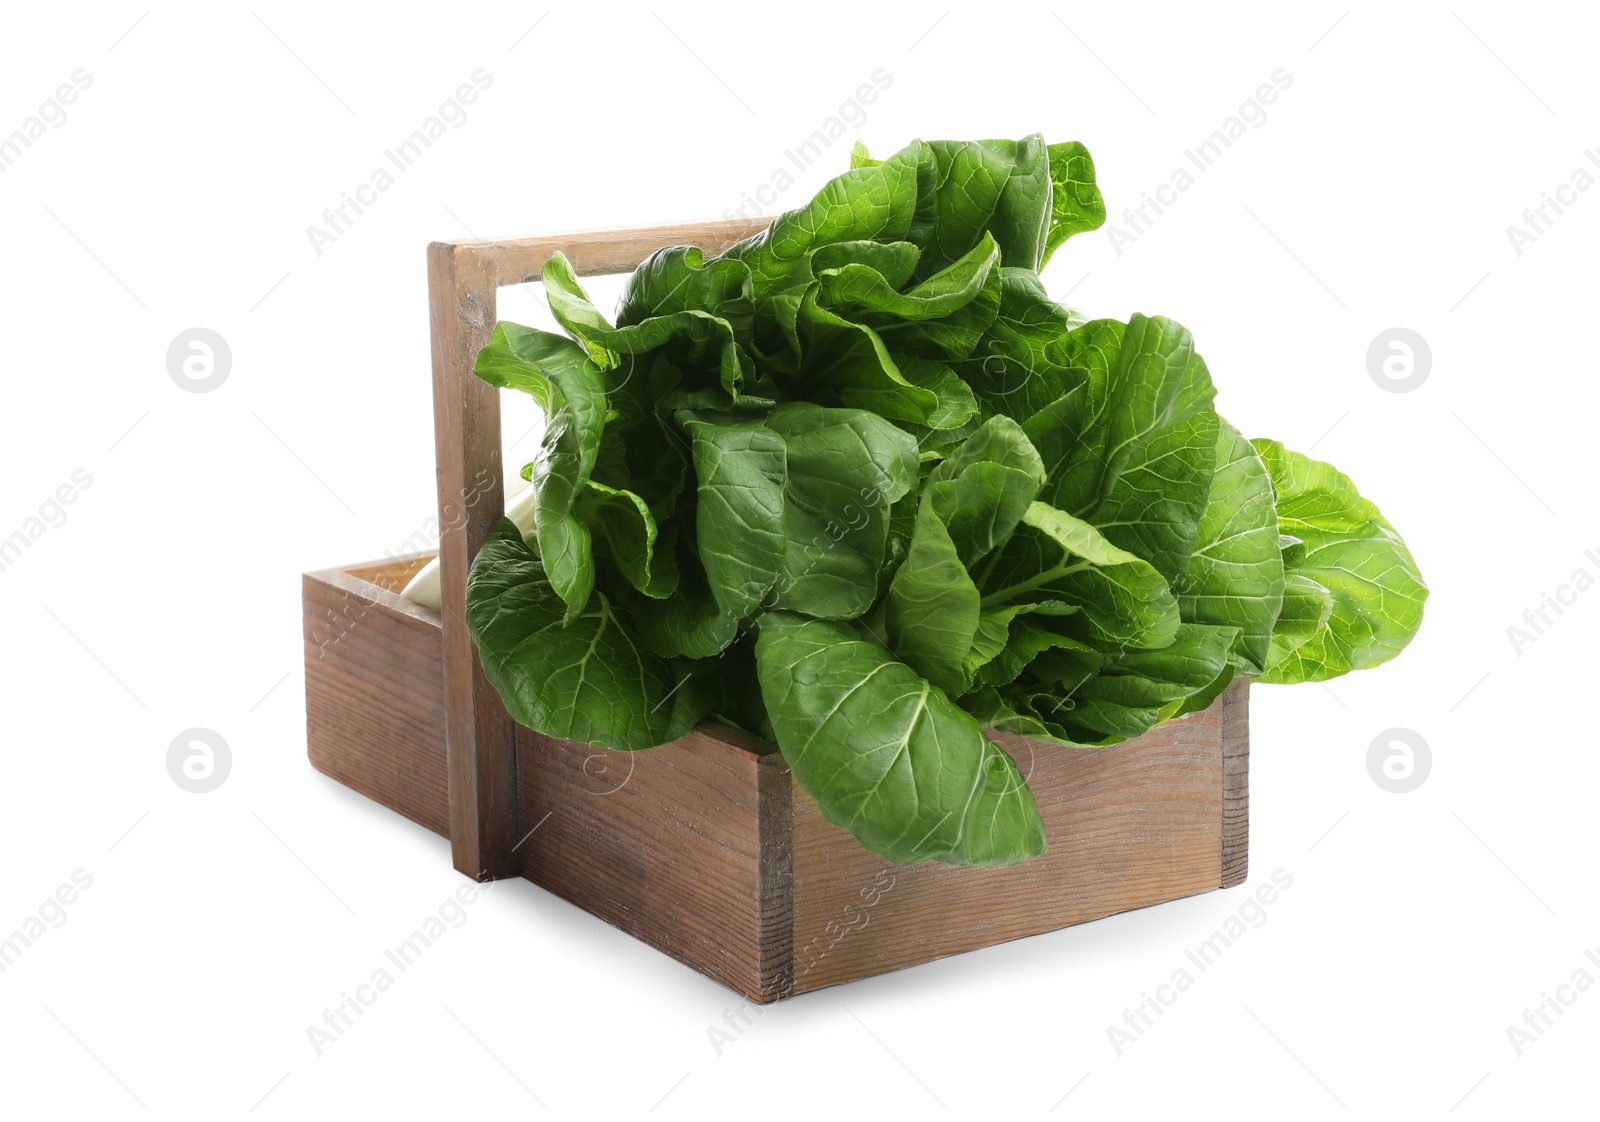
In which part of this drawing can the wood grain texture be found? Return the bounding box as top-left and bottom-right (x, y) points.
(514, 723), (782, 1002)
(756, 752), (796, 1001)
(1220, 676), (1251, 889)
(440, 217), (772, 288)
(303, 560), (449, 836)
(429, 241), (520, 881)
(784, 688), (1240, 996)
(347, 554), (433, 592)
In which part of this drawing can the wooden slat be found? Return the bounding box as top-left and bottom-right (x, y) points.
(347, 554), (433, 592)
(445, 217), (772, 287)
(429, 241), (518, 880)
(1220, 676), (1251, 889)
(784, 693), (1237, 996)
(514, 724), (777, 1001)
(756, 753), (796, 1001)
(303, 563), (448, 835)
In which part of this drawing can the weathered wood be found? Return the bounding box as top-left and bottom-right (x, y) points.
(513, 723), (784, 1002)
(429, 240), (519, 881)
(1220, 676), (1251, 889)
(303, 559), (448, 836)
(756, 752), (796, 1001)
(786, 694), (1231, 995)
(442, 217), (771, 287)
(303, 558), (1252, 1004)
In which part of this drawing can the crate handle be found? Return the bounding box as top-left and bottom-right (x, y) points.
(427, 217), (772, 880)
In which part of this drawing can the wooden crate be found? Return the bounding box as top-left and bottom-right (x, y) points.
(302, 218), (1251, 1003)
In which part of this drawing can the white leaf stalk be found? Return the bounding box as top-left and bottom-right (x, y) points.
(401, 470), (537, 610)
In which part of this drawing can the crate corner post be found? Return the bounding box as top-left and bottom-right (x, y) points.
(1219, 676), (1251, 890)
(428, 238), (519, 882)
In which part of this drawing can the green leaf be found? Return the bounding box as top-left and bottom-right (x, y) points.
(926, 416), (1046, 566)
(542, 252), (622, 369)
(1066, 623), (1241, 740)
(594, 354), (693, 514)
(727, 141), (924, 299)
(896, 266), (1005, 363)
(821, 233), (1004, 361)
(629, 528), (744, 660)
(1172, 666), (1238, 718)
(476, 324), (607, 481)
(473, 322), (606, 619)
(765, 403), (919, 619)
(1177, 417), (1284, 671)
(933, 412), (1047, 483)
(1268, 573), (1334, 667)
(674, 632), (772, 740)
(794, 292), (943, 424)
(737, 239), (921, 372)
(1252, 440), (1428, 683)
(968, 611), (1087, 691)
(473, 323), (561, 412)
(682, 413), (787, 618)
(961, 268), (1079, 420)
(756, 613), (1045, 866)
(912, 136), (1053, 276)
(1091, 406), (1219, 582)
(609, 309), (752, 400)
(899, 357), (979, 431)
(929, 462), (1041, 570)
(885, 500), (982, 695)
(531, 514), (594, 623)
(616, 245), (752, 329)
(960, 685), (1104, 748)
(467, 520), (702, 751)
(1019, 314), (1219, 581)
(1039, 141), (1107, 269)
(818, 232), (999, 322)
(849, 138), (880, 168)
(813, 238), (922, 286)
(1038, 314), (1205, 517)
(964, 615), (1232, 748)
(537, 253), (752, 400)
(576, 481), (678, 599)
(977, 501), (1180, 649)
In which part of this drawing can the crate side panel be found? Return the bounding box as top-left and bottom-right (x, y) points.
(786, 691), (1231, 994)
(303, 572), (449, 836)
(517, 728), (770, 1001)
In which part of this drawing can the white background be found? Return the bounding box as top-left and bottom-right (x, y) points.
(2, 2), (1595, 1117)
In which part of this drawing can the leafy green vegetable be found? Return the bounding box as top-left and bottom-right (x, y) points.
(886, 498), (982, 694)
(914, 137), (1052, 277)
(1176, 417), (1283, 672)
(764, 403), (919, 618)
(472, 323), (605, 621)
(682, 413), (787, 617)
(458, 133), (1427, 867)
(576, 480), (676, 600)
(979, 502), (1180, 649)
(1041, 141), (1108, 269)
(467, 520), (703, 750)
(1252, 441), (1428, 682)
(756, 613), (1044, 866)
